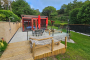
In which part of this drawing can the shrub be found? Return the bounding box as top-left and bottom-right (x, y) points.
(0, 40), (8, 51)
(54, 23), (60, 27)
(54, 23), (68, 27)
(54, 20), (60, 24)
(0, 14), (6, 21)
(0, 10), (21, 22)
(60, 23), (68, 25)
(12, 14), (21, 22)
(48, 20), (52, 25)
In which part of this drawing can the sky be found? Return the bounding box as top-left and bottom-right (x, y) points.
(26, 0), (86, 12)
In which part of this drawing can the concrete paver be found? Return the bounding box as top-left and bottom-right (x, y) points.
(10, 28), (31, 43)
(10, 27), (75, 43)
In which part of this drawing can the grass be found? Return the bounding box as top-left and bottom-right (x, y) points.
(48, 26), (67, 33)
(55, 31), (90, 60)
(48, 26), (58, 29)
(47, 26), (90, 60)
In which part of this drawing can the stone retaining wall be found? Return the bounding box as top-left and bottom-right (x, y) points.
(0, 22), (22, 43)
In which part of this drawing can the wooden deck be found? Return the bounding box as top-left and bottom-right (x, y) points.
(0, 40), (66, 60)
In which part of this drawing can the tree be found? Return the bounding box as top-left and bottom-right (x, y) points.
(0, 0), (12, 10)
(58, 8), (64, 14)
(42, 6), (56, 19)
(11, 0), (34, 17)
(57, 4), (67, 15)
(77, 1), (90, 24)
(64, 1), (83, 16)
(69, 8), (80, 24)
(50, 12), (58, 20)
(33, 9), (41, 15)
(50, 12), (58, 16)
(61, 4), (67, 9)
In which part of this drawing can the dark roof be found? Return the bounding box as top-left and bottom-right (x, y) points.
(21, 15), (48, 18)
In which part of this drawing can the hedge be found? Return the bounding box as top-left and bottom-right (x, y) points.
(0, 10), (21, 22)
(54, 23), (68, 27)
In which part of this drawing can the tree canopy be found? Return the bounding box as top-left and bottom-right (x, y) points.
(69, 8), (80, 24)
(77, 1), (90, 24)
(42, 6), (56, 19)
(0, 0), (90, 24)
(11, 0), (34, 17)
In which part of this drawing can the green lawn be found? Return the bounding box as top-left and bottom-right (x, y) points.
(47, 26), (90, 60)
(55, 31), (90, 60)
(48, 26), (59, 29)
(48, 26), (67, 33)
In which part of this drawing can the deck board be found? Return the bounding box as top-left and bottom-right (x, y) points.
(0, 41), (33, 60)
(0, 41), (66, 60)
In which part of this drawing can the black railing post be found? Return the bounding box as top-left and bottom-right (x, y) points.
(27, 31), (28, 40)
(67, 27), (68, 33)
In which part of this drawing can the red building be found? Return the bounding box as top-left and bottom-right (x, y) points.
(21, 15), (48, 31)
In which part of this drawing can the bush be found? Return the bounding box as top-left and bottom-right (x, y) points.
(54, 23), (68, 27)
(12, 14), (21, 22)
(0, 40), (8, 51)
(48, 20), (52, 25)
(0, 14), (6, 21)
(0, 10), (21, 22)
(54, 20), (60, 24)
(60, 23), (68, 25)
(54, 23), (60, 27)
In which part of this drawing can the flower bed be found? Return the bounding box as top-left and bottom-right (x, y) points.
(0, 40), (8, 57)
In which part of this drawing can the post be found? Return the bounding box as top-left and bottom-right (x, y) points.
(35, 19), (37, 30)
(51, 25), (52, 30)
(49, 30), (50, 35)
(33, 43), (35, 58)
(22, 17), (24, 31)
(69, 29), (70, 40)
(28, 21), (29, 26)
(52, 28), (54, 36)
(31, 18), (33, 30)
(38, 15), (41, 29)
(61, 31), (62, 33)
(46, 17), (48, 28)
(67, 27), (68, 33)
(27, 31), (28, 40)
(51, 39), (54, 55)
(65, 37), (67, 49)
